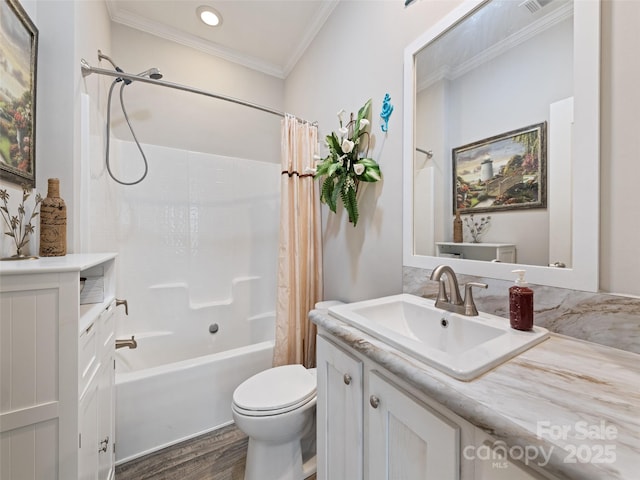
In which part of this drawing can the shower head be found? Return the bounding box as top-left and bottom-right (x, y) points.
(138, 68), (163, 80)
(97, 51), (162, 83)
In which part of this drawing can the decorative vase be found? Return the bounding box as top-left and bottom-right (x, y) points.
(453, 211), (463, 243)
(39, 178), (67, 257)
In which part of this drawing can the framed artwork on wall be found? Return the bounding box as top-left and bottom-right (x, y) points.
(0, 0), (38, 187)
(453, 122), (547, 214)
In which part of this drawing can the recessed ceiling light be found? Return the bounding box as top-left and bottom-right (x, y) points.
(197, 5), (222, 27)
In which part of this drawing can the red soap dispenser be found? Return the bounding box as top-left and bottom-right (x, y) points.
(509, 269), (534, 331)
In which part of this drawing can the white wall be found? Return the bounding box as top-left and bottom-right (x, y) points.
(285, 0), (465, 302)
(107, 23), (283, 164)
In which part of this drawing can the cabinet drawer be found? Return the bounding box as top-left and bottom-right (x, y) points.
(79, 321), (99, 399)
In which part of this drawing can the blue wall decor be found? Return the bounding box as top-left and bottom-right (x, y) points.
(380, 93), (394, 133)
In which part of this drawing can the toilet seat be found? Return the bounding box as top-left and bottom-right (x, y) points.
(233, 364), (316, 417)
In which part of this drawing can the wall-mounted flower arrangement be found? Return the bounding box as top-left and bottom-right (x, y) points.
(314, 99), (382, 226)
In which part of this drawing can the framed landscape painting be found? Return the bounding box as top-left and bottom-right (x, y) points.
(0, 0), (38, 187)
(453, 122), (547, 214)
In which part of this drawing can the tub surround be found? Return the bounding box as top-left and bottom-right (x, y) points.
(311, 309), (640, 480)
(404, 266), (640, 354)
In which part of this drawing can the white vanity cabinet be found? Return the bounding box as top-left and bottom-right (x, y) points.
(316, 332), (556, 480)
(0, 253), (117, 480)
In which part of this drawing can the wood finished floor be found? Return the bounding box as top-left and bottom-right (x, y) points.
(115, 424), (317, 480)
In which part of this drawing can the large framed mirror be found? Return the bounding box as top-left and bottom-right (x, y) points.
(403, 0), (600, 291)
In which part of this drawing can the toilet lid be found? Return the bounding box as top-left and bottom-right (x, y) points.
(233, 364), (316, 412)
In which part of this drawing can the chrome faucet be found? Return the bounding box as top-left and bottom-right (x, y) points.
(115, 335), (137, 350)
(429, 265), (488, 316)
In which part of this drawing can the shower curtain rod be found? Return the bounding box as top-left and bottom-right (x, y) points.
(80, 59), (313, 125)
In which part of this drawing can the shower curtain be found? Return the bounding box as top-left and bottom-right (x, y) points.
(273, 114), (323, 368)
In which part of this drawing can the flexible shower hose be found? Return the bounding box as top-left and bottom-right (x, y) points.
(105, 79), (150, 185)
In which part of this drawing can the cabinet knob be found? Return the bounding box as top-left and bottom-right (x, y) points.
(343, 373), (352, 385)
(116, 298), (128, 315)
(369, 395), (380, 409)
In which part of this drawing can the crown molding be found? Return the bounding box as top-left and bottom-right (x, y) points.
(282, 0), (340, 77)
(105, 0), (339, 80)
(418, 1), (573, 92)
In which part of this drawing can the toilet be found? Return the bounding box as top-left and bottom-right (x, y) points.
(232, 301), (342, 480)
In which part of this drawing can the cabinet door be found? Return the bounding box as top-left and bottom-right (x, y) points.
(0, 283), (61, 480)
(97, 304), (116, 480)
(368, 372), (460, 480)
(97, 358), (114, 480)
(79, 380), (99, 480)
(316, 336), (364, 480)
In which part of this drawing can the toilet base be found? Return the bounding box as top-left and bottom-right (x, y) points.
(244, 438), (316, 480)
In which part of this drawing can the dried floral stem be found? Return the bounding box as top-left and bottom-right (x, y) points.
(0, 185), (43, 254)
(463, 214), (491, 243)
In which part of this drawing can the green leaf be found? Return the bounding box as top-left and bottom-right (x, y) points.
(358, 158), (378, 167)
(326, 133), (342, 154)
(331, 176), (345, 213)
(341, 183), (359, 226)
(321, 177), (336, 212)
(314, 158), (332, 177)
(355, 158), (382, 182)
(357, 99), (372, 125)
(326, 161), (341, 178)
(353, 98), (372, 138)
(360, 164), (382, 182)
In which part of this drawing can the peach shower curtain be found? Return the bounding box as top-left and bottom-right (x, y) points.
(273, 114), (323, 368)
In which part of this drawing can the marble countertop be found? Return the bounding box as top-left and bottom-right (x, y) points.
(311, 310), (640, 480)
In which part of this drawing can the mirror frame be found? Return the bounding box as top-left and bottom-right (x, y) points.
(403, 0), (600, 292)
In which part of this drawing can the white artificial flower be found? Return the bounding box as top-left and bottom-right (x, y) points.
(359, 118), (370, 129)
(353, 163), (365, 175)
(304, 167), (317, 175)
(342, 139), (355, 153)
(313, 153), (323, 160)
(337, 109), (346, 123)
(338, 126), (349, 137)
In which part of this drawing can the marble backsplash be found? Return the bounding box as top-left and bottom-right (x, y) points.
(403, 266), (640, 355)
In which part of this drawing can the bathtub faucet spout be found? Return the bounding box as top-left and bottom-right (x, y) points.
(116, 336), (137, 350)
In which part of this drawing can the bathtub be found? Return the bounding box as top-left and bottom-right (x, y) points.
(114, 312), (275, 464)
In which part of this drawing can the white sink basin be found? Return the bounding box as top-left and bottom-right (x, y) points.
(328, 293), (549, 381)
